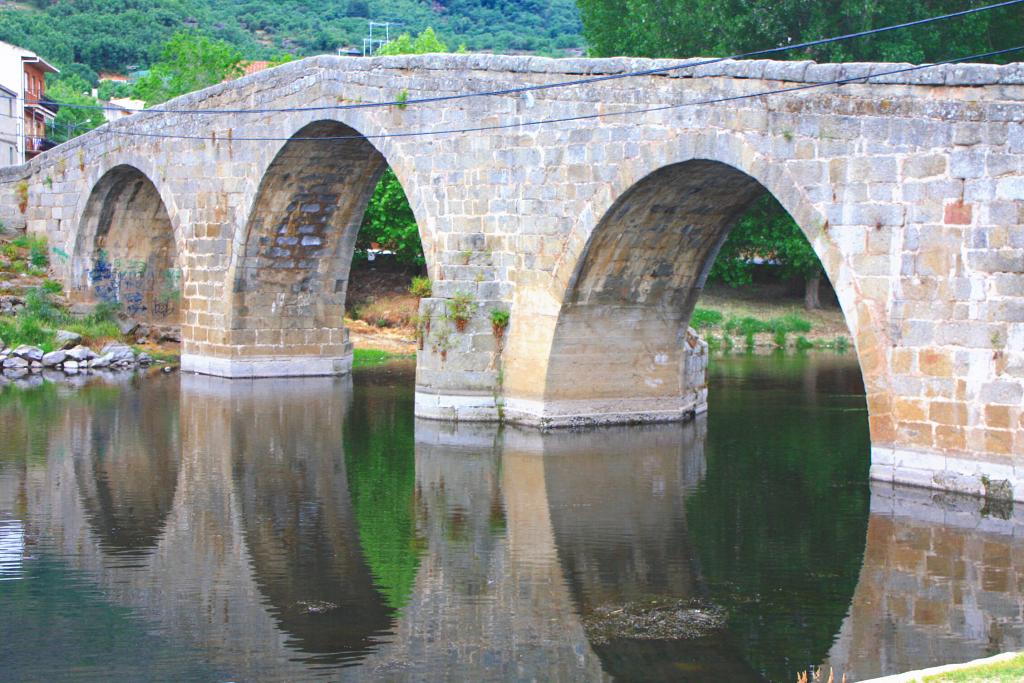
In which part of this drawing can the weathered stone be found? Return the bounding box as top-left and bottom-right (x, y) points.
(100, 343), (135, 364)
(3, 356), (28, 369)
(12, 345), (43, 362)
(65, 345), (97, 362)
(63, 360), (79, 373)
(54, 330), (82, 349)
(89, 354), (112, 369)
(2, 52), (1023, 501)
(41, 350), (66, 367)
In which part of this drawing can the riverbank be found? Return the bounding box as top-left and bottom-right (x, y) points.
(344, 272), (853, 356)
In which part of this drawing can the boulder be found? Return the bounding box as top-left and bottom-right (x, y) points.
(89, 354), (112, 369)
(154, 327), (181, 343)
(54, 330), (82, 349)
(116, 315), (140, 336)
(63, 360), (79, 373)
(137, 353), (152, 366)
(41, 350), (66, 367)
(3, 356), (29, 369)
(12, 345), (43, 362)
(100, 343), (135, 364)
(65, 345), (97, 362)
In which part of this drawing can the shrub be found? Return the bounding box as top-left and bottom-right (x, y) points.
(795, 335), (814, 351)
(773, 329), (787, 348)
(42, 280), (62, 294)
(409, 276), (432, 298)
(690, 308), (723, 329)
(772, 313), (812, 334)
(490, 308), (510, 339)
(446, 291), (475, 331)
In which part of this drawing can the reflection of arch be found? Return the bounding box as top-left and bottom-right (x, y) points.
(229, 378), (393, 663)
(504, 152), (891, 445)
(74, 378), (181, 556)
(224, 119), (422, 372)
(73, 165), (182, 324)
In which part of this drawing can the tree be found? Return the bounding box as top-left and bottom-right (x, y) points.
(359, 168), (424, 267)
(356, 26), (454, 268)
(46, 74), (106, 144)
(376, 26), (448, 55)
(709, 195), (825, 309)
(132, 31), (243, 106)
(577, 0), (1021, 64)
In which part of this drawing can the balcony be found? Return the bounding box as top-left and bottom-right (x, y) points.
(25, 95), (59, 116)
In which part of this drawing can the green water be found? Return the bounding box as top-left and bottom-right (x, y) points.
(0, 354), (1021, 682)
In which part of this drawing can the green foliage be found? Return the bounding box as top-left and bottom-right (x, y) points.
(0, 0), (582, 79)
(343, 376), (424, 611)
(395, 88), (409, 109)
(21, 235), (48, 269)
(795, 335), (814, 351)
(409, 276), (432, 298)
(446, 291), (475, 325)
(923, 653), (1024, 682)
(377, 26), (447, 55)
(97, 80), (133, 101)
(578, 0), (1021, 65)
(724, 314), (812, 338)
(45, 73), (107, 143)
(133, 31), (243, 106)
(352, 348), (414, 368)
(690, 307), (723, 329)
(489, 308), (510, 329)
(709, 195), (821, 288)
(358, 168), (423, 266)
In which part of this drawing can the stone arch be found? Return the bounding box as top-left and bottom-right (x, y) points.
(215, 119), (425, 377)
(504, 152), (891, 444)
(72, 164), (183, 325)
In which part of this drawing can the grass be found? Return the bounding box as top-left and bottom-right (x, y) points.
(352, 348), (414, 368)
(923, 653), (1024, 682)
(0, 287), (122, 351)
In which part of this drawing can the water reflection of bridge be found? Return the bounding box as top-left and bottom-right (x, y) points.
(9, 376), (1024, 681)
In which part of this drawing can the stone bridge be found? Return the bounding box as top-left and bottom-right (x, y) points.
(1, 53), (1023, 498)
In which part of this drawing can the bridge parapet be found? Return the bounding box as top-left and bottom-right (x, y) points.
(1, 52), (1021, 499)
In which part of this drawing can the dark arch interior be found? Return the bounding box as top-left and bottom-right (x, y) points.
(231, 120), (389, 357)
(78, 165), (180, 325)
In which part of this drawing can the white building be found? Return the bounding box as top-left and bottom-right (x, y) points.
(0, 40), (59, 164)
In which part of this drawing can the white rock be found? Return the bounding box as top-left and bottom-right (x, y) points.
(89, 354), (113, 369)
(12, 345), (43, 362)
(41, 350), (66, 367)
(65, 345), (97, 362)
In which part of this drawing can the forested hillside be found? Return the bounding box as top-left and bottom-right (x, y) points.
(0, 0), (583, 74)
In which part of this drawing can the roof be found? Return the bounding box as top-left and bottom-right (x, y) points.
(0, 39), (60, 74)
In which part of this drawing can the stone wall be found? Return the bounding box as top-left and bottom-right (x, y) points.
(0, 53), (1021, 496)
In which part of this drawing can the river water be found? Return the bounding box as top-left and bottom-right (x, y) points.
(0, 354), (1022, 682)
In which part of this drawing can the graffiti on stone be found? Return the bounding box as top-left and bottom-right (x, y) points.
(88, 253), (179, 320)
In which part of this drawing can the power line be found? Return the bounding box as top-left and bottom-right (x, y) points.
(86, 44), (1024, 144)
(46, 0), (1024, 117)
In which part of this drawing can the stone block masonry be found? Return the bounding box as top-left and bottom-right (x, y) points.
(1, 53), (1022, 499)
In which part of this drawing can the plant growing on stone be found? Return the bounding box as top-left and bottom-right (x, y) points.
(489, 308), (510, 340)
(15, 181), (28, 213)
(409, 276), (432, 298)
(395, 89), (409, 109)
(459, 249), (472, 265)
(432, 324), (453, 361)
(447, 291), (475, 332)
(411, 313), (427, 349)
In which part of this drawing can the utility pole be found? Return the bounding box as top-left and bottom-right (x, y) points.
(362, 21), (395, 56)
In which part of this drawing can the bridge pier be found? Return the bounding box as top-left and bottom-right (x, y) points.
(2, 53), (1021, 501)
